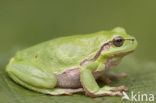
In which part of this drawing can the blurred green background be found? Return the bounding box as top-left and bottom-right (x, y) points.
(0, 0), (156, 103)
(0, 0), (156, 61)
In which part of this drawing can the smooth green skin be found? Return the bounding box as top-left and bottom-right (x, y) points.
(6, 27), (137, 96)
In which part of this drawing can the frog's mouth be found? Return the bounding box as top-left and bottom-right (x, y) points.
(113, 50), (135, 57)
(80, 38), (135, 66)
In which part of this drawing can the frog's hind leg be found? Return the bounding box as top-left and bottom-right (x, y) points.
(6, 61), (57, 88)
(6, 61), (84, 95)
(8, 72), (84, 95)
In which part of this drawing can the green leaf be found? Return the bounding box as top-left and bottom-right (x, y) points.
(0, 54), (156, 103)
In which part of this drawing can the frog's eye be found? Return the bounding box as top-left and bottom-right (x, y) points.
(112, 36), (124, 47)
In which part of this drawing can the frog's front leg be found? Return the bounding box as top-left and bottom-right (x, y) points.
(79, 62), (128, 97)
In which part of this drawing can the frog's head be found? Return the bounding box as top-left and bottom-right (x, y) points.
(95, 27), (137, 71)
(100, 27), (138, 59)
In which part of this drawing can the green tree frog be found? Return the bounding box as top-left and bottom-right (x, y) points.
(6, 27), (137, 97)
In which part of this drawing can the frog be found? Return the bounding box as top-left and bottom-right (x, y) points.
(6, 27), (137, 97)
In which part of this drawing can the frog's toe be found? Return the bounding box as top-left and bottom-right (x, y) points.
(110, 85), (128, 92)
(85, 91), (123, 97)
(105, 91), (123, 97)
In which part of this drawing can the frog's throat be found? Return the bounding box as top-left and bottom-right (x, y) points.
(80, 41), (112, 66)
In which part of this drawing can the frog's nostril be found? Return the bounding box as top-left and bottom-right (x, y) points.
(125, 38), (135, 41)
(131, 38), (135, 41)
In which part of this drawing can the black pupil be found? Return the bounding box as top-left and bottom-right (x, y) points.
(116, 39), (122, 42)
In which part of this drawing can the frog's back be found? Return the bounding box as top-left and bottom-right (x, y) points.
(11, 31), (110, 73)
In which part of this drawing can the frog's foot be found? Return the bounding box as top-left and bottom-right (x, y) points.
(34, 88), (84, 96)
(98, 73), (128, 84)
(86, 91), (123, 97)
(85, 85), (128, 97)
(43, 88), (84, 96)
(49, 88), (84, 96)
